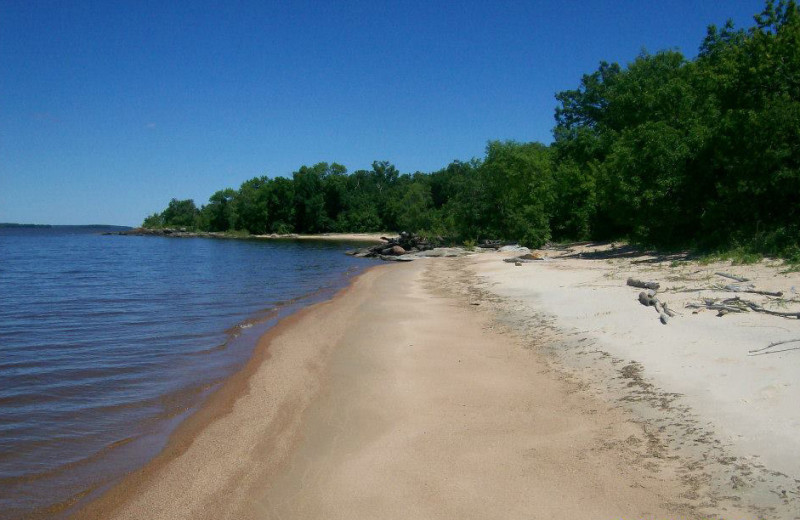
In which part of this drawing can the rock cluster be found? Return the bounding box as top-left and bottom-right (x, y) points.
(347, 232), (442, 261)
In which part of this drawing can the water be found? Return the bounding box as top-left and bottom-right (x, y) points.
(0, 226), (376, 519)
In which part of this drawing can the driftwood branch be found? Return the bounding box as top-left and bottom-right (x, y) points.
(749, 346), (800, 355)
(686, 301), (747, 314)
(749, 339), (800, 356)
(716, 272), (750, 283)
(749, 338), (800, 354)
(688, 296), (800, 319)
(721, 284), (783, 297)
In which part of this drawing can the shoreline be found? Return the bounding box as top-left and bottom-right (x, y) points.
(73, 246), (800, 519)
(73, 263), (384, 519)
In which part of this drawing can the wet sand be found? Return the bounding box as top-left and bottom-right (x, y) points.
(76, 257), (768, 519)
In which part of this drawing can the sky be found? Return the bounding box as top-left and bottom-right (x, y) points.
(1, 0), (767, 226)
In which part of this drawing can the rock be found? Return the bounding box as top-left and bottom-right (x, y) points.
(390, 245), (406, 255)
(378, 254), (414, 262)
(499, 245), (530, 253)
(503, 252), (545, 263)
(414, 247), (469, 258)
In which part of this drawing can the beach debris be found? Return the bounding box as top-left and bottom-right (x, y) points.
(687, 296), (800, 319)
(638, 290), (655, 306)
(713, 283), (783, 297)
(749, 339), (800, 356)
(411, 248), (471, 258)
(715, 272), (750, 283)
(378, 254), (414, 262)
(515, 261), (522, 266)
(634, 285), (674, 325)
(477, 239), (518, 249)
(503, 252), (544, 263)
(499, 245), (530, 253)
(348, 232), (441, 260)
(627, 278), (661, 290)
(382, 245), (406, 256)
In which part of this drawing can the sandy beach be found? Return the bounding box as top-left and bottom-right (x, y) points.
(75, 247), (800, 520)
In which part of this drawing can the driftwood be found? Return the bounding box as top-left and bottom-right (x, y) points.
(350, 232), (439, 260)
(749, 339), (800, 356)
(477, 239), (516, 249)
(722, 284), (783, 297)
(749, 338), (800, 354)
(627, 278), (660, 290)
(716, 272), (750, 283)
(686, 300), (747, 315)
(636, 289), (674, 324)
(741, 300), (800, 318)
(687, 296), (800, 319)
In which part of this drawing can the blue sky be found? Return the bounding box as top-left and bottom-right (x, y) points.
(1, 0), (766, 226)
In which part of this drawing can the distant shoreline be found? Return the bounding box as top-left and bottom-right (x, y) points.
(0, 223), (132, 230)
(112, 227), (386, 243)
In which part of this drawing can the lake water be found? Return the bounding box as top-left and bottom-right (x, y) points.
(0, 227), (376, 519)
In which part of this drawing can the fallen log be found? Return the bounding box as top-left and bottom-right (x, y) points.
(636, 290), (673, 324)
(627, 278), (660, 290)
(638, 291), (654, 306)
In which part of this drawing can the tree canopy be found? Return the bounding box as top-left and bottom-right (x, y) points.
(145, 1), (800, 257)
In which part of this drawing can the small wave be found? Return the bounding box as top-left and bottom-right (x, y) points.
(0, 434), (139, 486)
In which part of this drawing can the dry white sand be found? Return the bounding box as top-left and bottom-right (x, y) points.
(468, 245), (800, 518)
(76, 257), (735, 520)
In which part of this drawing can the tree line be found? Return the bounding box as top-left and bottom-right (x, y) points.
(144, 0), (799, 258)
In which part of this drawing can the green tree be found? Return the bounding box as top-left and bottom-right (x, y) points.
(265, 177), (296, 233)
(293, 163), (345, 233)
(236, 176), (271, 234)
(160, 198), (199, 228)
(142, 212), (164, 228)
(203, 189), (238, 232)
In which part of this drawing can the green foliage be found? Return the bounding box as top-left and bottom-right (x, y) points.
(142, 213), (164, 229)
(236, 176), (270, 234)
(144, 1), (799, 260)
(201, 188), (238, 232)
(159, 198), (199, 228)
(477, 141), (553, 247)
(552, 0), (800, 256)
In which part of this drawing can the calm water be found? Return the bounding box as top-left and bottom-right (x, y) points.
(0, 227), (375, 519)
